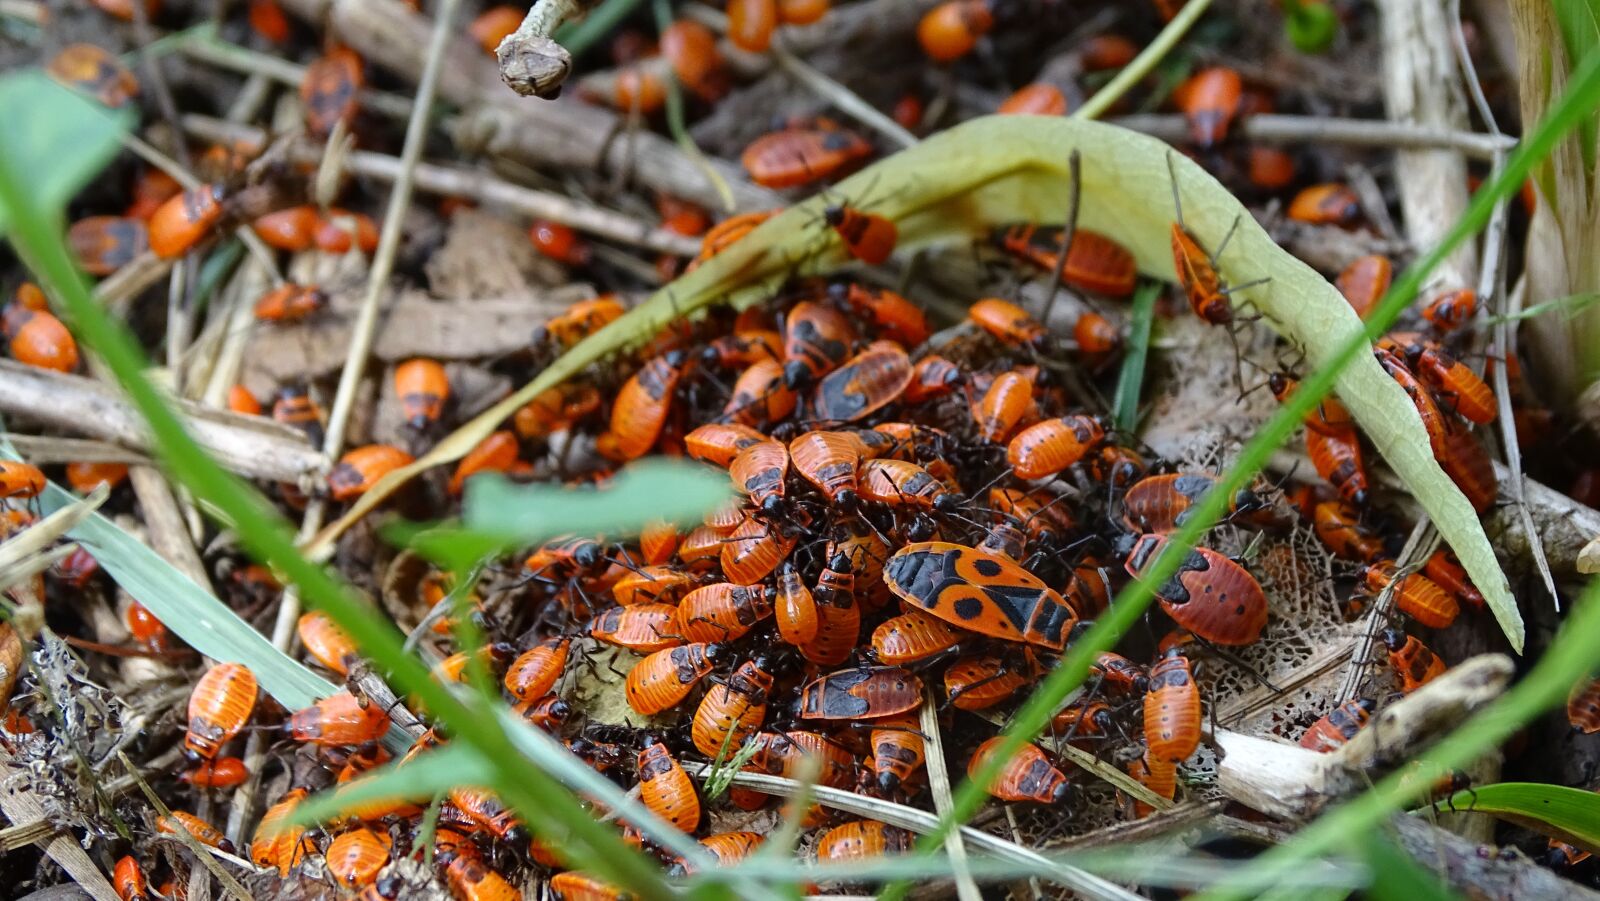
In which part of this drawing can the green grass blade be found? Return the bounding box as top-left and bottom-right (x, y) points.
(0, 73), (130, 235)
(463, 461), (732, 542)
(1112, 281), (1159, 432)
(1353, 830), (1458, 901)
(1432, 783), (1600, 851)
(289, 743), (491, 826)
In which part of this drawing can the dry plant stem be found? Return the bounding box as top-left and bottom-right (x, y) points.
(2, 436), (149, 466)
(0, 0), (43, 23)
(767, 39), (919, 148)
(495, 0), (578, 97)
(93, 252), (176, 315)
(1337, 517), (1433, 704)
(1215, 654), (1513, 821)
(0, 819), (55, 852)
(128, 467), (213, 588)
(270, 0), (775, 211)
(1062, 800), (1225, 850)
(918, 696), (981, 901)
(677, 765), (1144, 901)
(179, 37), (417, 121)
(1039, 150), (1081, 326)
(1379, 0), (1478, 291)
(0, 751), (120, 901)
(0, 361), (323, 484)
(121, 753), (255, 901)
(1388, 812), (1600, 901)
(1447, 0), (1558, 610)
(323, 0), (462, 470)
(1267, 446), (1600, 580)
(1104, 115), (1514, 160)
(1073, 0), (1211, 121)
(181, 115), (700, 256)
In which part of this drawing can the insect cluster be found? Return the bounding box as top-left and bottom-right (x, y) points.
(5, 0), (1583, 897)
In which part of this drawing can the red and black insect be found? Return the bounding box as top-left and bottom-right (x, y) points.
(797, 666), (922, 719)
(285, 689), (390, 746)
(1299, 698), (1375, 752)
(782, 300), (855, 388)
(626, 642), (729, 715)
(816, 820), (913, 862)
(968, 297), (1045, 348)
(1119, 472), (1263, 534)
(691, 655), (776, 756)
(942, 651), (1034, 710)
(185, 662), (257, 760)
(1305, 425), (1370, 508)
(1421, 289), (1476, 333)
(812, 341), (912, 422)
(869, 714), (926, 793)
(1143, 651), (1201, 765)
(824, 203), (898, 265)
(1311, 500), (1385, 563)
(254, 283), (328, 323)
(1122, 534), (1267, 646)
(591, 604), (682, 654)
(1007, 415), (1105, 480)
(605, 350), (690, 461)
(993, 224), (1138, 298)
(1360, 559), (1458, 629)
(972, 370), (1034, 443)
(1176, 66), (1242, 148)
(797, 552), (861, 666)
(302, 46), (363, 138)
(677, 583), (776, 643)
(1382, 629), (1446, 693)
(637, 736), (701, 833)
(968, 737), (1069, 804)
(883, 541), (1079, 650)
(916, 0), (993, 63)
(741, 118), (873, 189)
(833, 283), (930, 346)
(1335, 255), (1392, 320)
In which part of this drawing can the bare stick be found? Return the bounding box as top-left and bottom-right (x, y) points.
(1040, 150), (1081, 327)
(1107, 114), (1515, 160)
(677, 764), (1144, 901)
(495, 0), (587, 97)
(181, 115), (701, 256)
(767, 38), (919, 149)
(0, 360), (324, 484)
(918, 695), (981, 901)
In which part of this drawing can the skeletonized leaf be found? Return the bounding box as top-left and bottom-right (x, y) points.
(309, 116), (1519, 649)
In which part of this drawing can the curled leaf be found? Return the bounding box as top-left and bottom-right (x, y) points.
(308, 116), (1520, 650)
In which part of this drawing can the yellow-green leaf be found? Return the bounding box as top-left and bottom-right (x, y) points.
(308, 116), (1520, 650)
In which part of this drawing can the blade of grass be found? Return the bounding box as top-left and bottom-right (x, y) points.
(882, 36), (1600, 901)
(1071, 0), (1213, 122)
(0, 116), (679, 901)
(288, 744), (491, 826)
(557, 0), (648, 55)
(1430, 783), (1600, 851)
(1353, 830), (1459, 901)
(1112, 281), (1159, 432)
